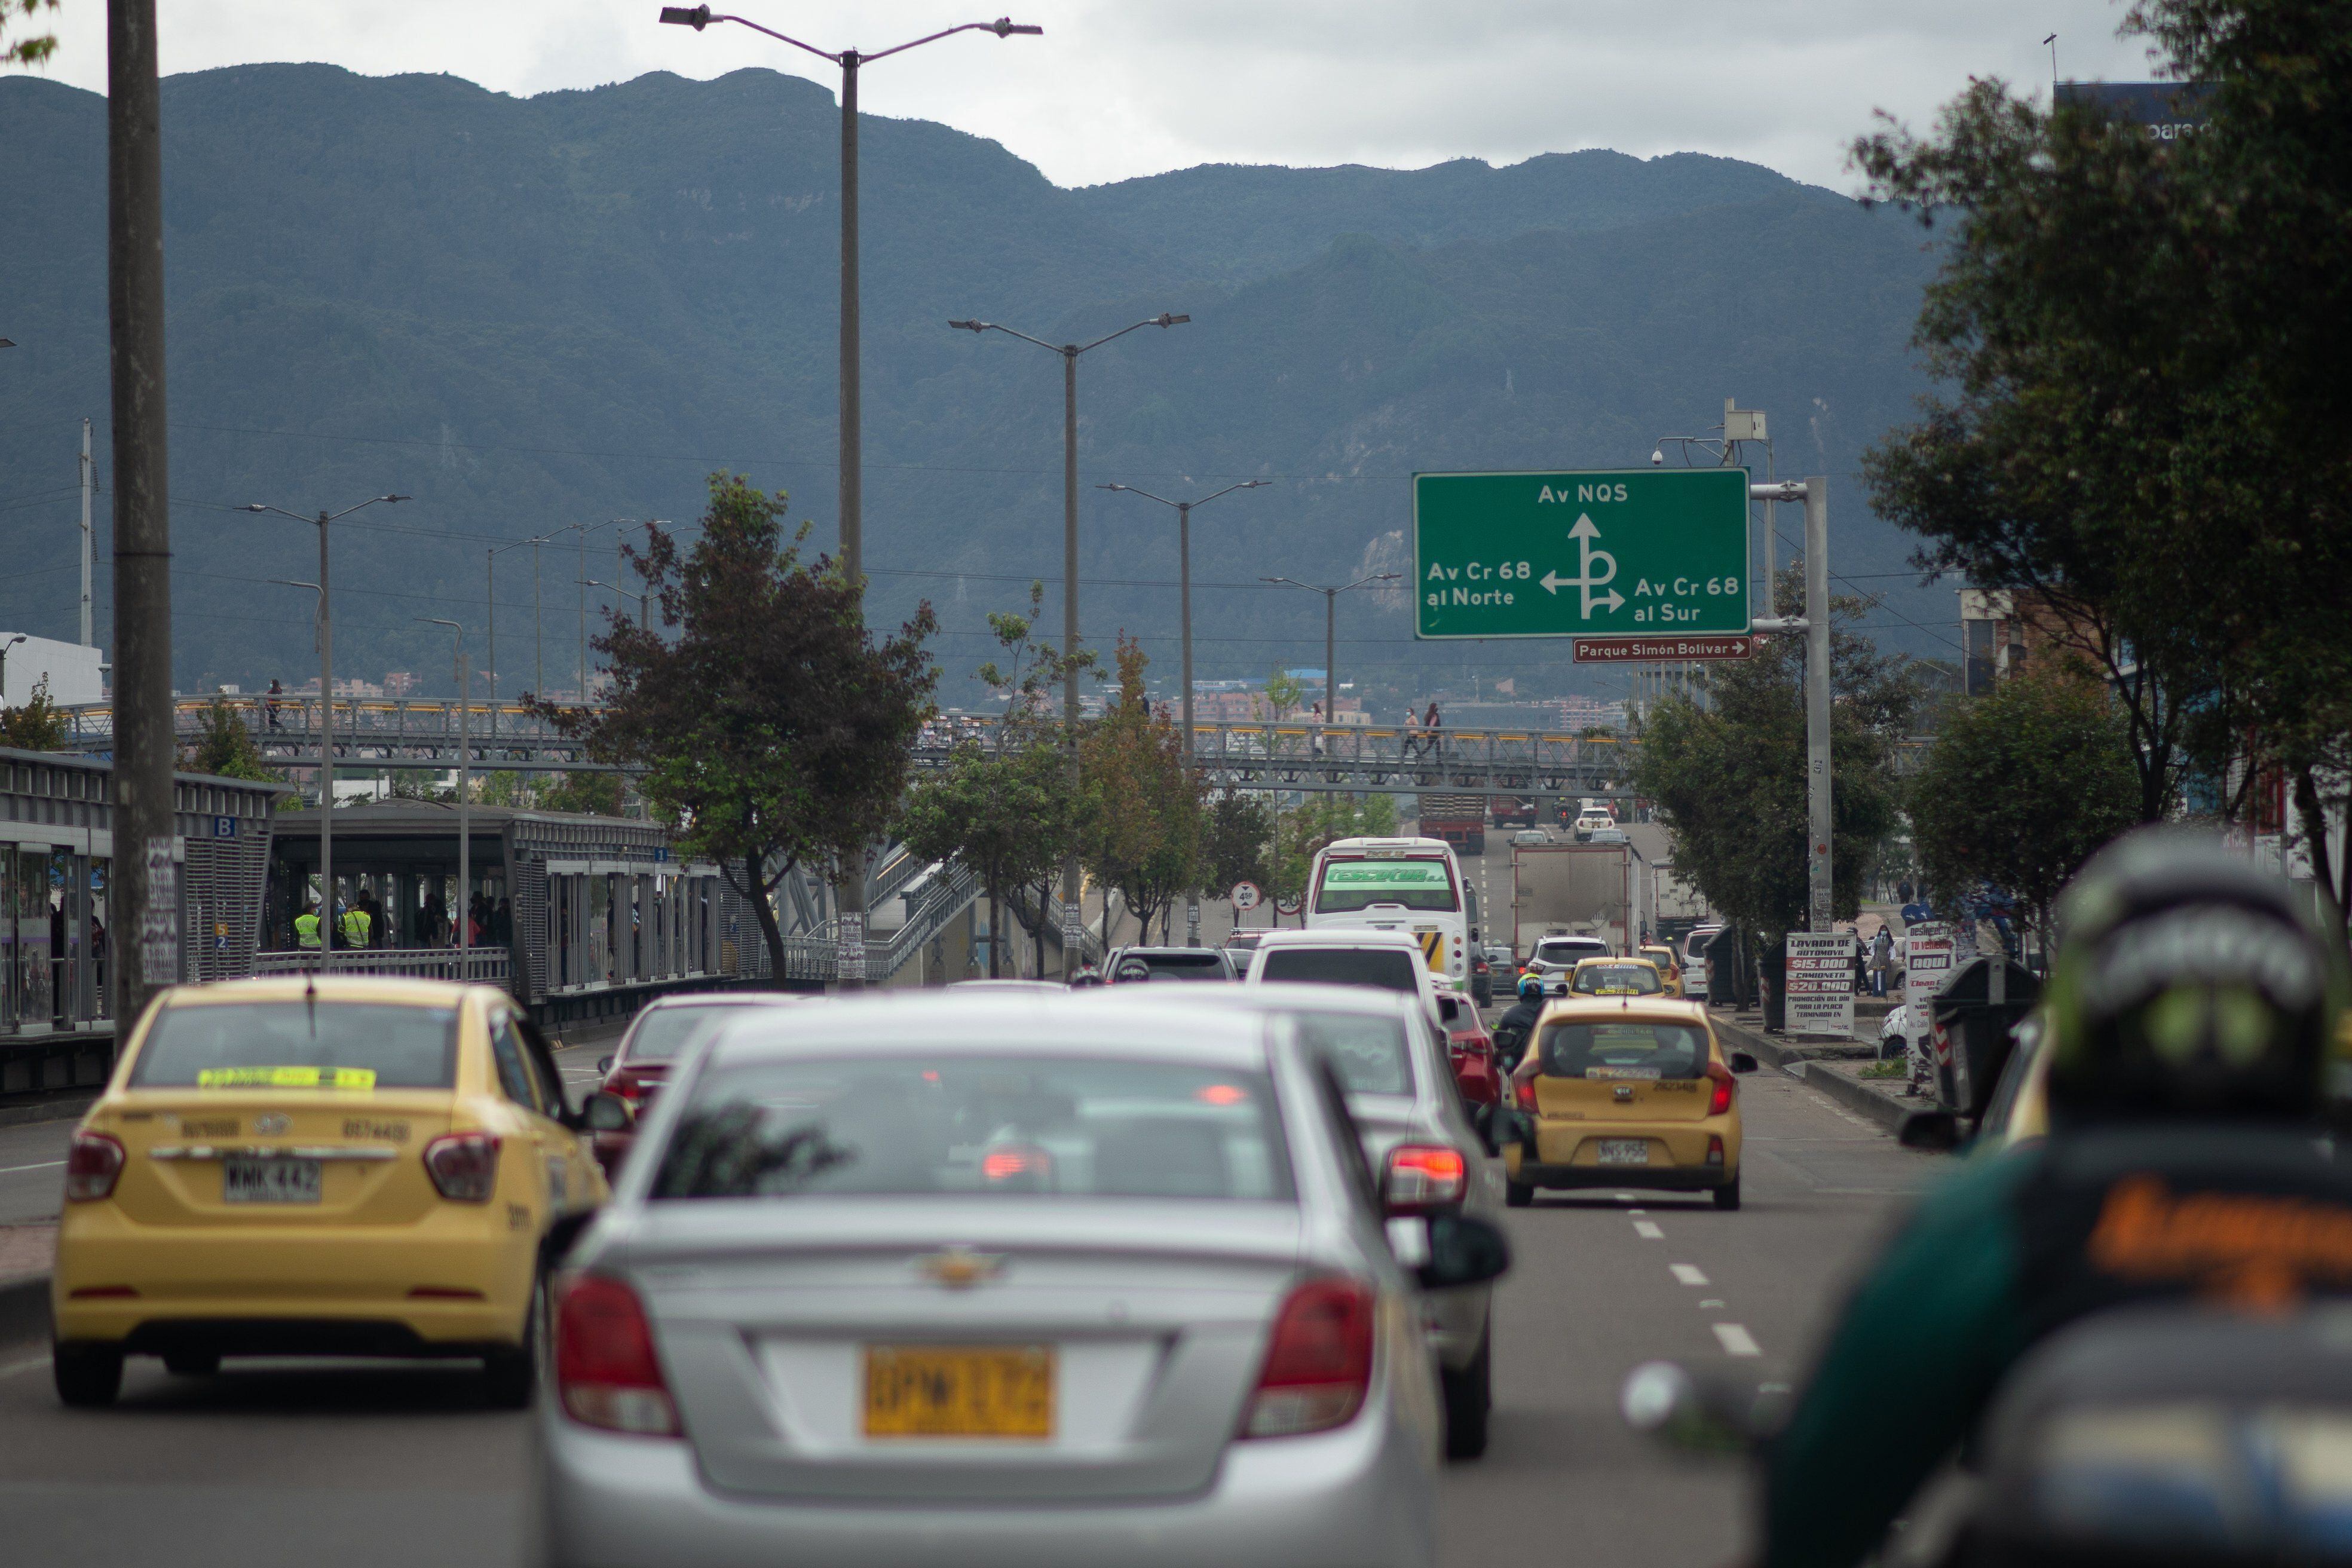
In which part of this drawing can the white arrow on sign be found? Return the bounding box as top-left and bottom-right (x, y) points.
(1539, 513), (1623, 617)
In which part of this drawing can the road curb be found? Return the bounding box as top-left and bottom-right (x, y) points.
(0, 1093), (99, 1131)
(1713, 1012), (1912, 1135)
(0, 1274), (50, 1353)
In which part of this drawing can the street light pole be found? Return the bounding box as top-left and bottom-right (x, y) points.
(487, 532), (549, 743)
(1258, 572), (1402, 734)
(662, 5), (1041, 993)
(951, 312), (1191, 976)
(246, 495), (409, 970)
(1100, 481), (1271, 950)
(421, 618), (470, 965)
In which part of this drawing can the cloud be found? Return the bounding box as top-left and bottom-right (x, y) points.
(33, 0), (2163, 189)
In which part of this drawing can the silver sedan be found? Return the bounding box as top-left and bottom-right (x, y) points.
(1153, 983), (1508, 1457)
(537, 991), (1509, 1568)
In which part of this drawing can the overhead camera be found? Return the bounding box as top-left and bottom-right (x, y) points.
(1650, 448), (1664, 466)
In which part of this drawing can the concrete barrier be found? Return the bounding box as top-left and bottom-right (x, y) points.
(1713, 1010), (1914, 1135)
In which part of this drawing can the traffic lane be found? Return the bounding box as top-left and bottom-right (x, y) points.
(1439, 1061), (1943, 1568)
(0, 1117), (76, 1225)
(0, 1352), (528, 1568)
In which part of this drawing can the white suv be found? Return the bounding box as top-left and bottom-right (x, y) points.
(1245, 927), (1457, 1028)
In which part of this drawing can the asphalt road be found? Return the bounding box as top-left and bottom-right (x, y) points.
(0, 1024), (1939, 1568)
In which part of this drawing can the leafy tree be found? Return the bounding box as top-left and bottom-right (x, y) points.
(534, 474), (937, 981)
(1264, 667), (1305, 722)
(186, 696), (282, 783)
(900, 582), (1088, 978)
(2, 0), (57, 68)
(1634, 569), (1915, 967)
(1907, 664), (2139, 954)
(1267, 793), (1399, 923)
(0, 676), (69, 751)
(1854, 0), (2352, 879)
(1199, 792), (1276, 902)
(1082, 637), (1202, 945)
(534, 771), (624, 816)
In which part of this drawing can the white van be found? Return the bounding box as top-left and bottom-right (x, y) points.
(1304, 835), (1471, 992)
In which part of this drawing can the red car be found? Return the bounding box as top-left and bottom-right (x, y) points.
(1437, 994), (1500, 1110)
(589, 991), (808, 1177)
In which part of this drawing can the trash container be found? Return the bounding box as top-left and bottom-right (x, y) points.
(1928, 954), (2042, 1116)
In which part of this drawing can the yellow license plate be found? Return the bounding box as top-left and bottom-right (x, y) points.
(863, 1345), (1055, 1439)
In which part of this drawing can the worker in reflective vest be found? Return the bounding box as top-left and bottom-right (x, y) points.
(340, 904), (372, 949)
(294, 906), (321, 949)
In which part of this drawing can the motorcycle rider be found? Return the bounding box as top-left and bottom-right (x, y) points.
(1762, 829), (2352, 1568)
(1490, 973), (1548, 1074)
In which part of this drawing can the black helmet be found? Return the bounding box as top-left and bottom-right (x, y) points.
(2042, 828), (2349, 1127)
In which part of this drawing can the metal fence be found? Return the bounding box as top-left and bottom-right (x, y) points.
(252, 947), (514, 984)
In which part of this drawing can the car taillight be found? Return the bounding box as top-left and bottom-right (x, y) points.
(1515, 1074), (1540, 1111)
(1705, 1063), (1735, 1117)
(1242, 1276), (1375, 1438)
(554, 1273), (679, 1437)
(65, 1131), (124, 1202)
(422, 1132), (501, 1202)
(1384, 1144), (1467, 1210)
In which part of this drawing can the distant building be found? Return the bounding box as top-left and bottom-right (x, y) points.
(0, 633), (106, 706)
(383, 670), (420, 699)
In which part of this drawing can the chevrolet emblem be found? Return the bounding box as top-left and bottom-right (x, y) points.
(918, 1247), (1006, 1290)
(1613, 1085), (1634, 1103)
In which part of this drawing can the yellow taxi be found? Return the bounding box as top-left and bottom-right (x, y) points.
(1569, 955), (1666, 998)
(51, 976), (607, 1407)
(1500, 995), (1757, 1209)
(1638, 943), (1687, 997)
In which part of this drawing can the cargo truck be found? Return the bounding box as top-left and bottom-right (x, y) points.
(1511, 840), (1644, 960)
(1413, 792), (1487, 856)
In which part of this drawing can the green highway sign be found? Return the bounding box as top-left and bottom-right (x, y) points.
(1412, 468), (1752, 640)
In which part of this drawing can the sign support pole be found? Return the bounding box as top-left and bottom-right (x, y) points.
(1803, 477), (1832, 932)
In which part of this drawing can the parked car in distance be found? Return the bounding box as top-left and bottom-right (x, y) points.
(538, 991), (1508, 1568)
(1680, 924), (1723, 998)
(1108, 946), (1240, 983)
(593, 992), (809, 1178)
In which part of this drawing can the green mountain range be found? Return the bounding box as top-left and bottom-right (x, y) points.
(0, 63), (1947, 708)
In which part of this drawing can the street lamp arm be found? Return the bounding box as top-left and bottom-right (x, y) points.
(1193, 479), (1270, 509)
(949, 319), (1062, 354)
(1075, 314), (1189, 355)
(863, 18), (1042, 63)
(668, 10), (841, 63)
(1096, 482), (1177, 509)
(1344, 571), (1403, 593)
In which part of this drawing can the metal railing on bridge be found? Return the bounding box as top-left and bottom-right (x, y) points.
(252, 947), (514, 984)
(57, 696), (1639, 798)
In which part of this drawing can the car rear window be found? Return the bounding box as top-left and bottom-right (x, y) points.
(1538, 1021), (1708, 1080)
(1112, 953), (1230, 982)
(130, 1002), (459, 1090)
(1294, 1012), (1414, 1097)
(623, 1006), (739, 1062)
(1536, 939), (1605, 966)
(1573, 963), (1662, 996)
(1257, 947), (1420, 993)
(652, 1056), (1294, 1203)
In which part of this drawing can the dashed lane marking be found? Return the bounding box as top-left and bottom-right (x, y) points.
(1713, 1323), (1762, 1357)
(1633, 1220), (1664, 1240)
(1670, 1264), (1709, 1287)
(0, 1161), (63, 1174)
(1699, 1298), (1726, 1308)
(0, 1353), (49, 1380)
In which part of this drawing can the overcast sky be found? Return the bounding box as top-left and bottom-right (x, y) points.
(33, 1), (2169, 190)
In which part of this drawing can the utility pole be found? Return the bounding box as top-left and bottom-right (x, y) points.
(108, 0), (179, 1024)
(950, 311), (1191, 976)
(1749, 475), (1830, 932)
(79, 418), (94, 647)
(422, 619), (468, 965)
(1260, 570), (1402, 739)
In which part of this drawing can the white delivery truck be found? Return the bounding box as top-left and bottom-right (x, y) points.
(1511, 840), (1642, 961)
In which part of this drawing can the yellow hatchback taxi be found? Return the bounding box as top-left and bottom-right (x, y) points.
(1568, 956), (1665, 998)
(51, 976), (607, 1407)
(1500, 996), (1758, 1210)
(1637, 944), (1686, 997)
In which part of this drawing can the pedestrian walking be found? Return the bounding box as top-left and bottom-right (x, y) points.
(1423, 700), (1444, 758)
(265, 678), (284, 732)
(1400, 706), (1422, 758)
(1869, 926), (1894, 997)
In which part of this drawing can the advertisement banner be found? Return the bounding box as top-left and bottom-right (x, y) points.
(1903, 921), (1959, 1019)
(1784, 932), (1857, 1037)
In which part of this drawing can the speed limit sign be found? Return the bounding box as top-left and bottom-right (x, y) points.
(1275, 893), (1304, 917)
(1230, 881), (1263, 911)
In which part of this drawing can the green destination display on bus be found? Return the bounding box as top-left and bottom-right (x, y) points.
(1324, 864), (1450, 887)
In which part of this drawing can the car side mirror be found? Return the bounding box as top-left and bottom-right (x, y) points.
(1729, 1052), (1759, 1075)
(596, 1056), (614, 1074)
(1417, 1211), (1512, 1291)
(584, 1091), (634, 1133)
(1898, 1110), (1964, 1152)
